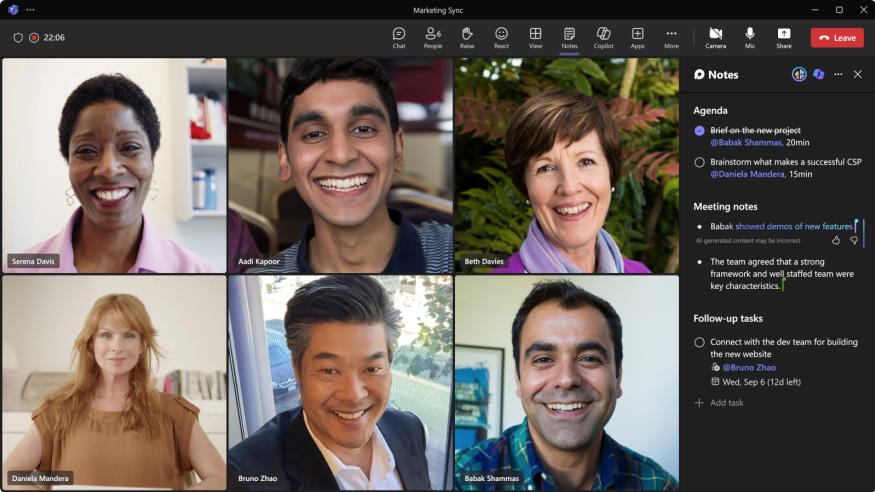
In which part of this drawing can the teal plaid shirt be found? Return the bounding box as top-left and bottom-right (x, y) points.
(454, 418), (678, 490)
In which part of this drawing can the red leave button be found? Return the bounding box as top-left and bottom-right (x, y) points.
(811, 28), (864, 48)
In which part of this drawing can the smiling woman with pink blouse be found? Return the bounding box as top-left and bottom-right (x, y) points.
(492, 89), (651, 274)
(4, 74), (214, 273)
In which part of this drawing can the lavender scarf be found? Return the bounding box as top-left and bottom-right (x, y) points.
(518, 219), (624, 273)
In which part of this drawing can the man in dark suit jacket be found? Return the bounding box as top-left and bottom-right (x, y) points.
(228, 276), (432, 490)
(228, 406), (430, 490)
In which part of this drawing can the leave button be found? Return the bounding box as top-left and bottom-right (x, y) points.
(810, 28), (864, 48)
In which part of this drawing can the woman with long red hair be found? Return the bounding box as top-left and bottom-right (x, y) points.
(2, 294), (226, 489)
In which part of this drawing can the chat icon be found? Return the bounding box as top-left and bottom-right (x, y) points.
(392, 27), (406, 41)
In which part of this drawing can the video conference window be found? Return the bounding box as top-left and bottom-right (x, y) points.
(3, 6), (870, 491)
(454, 275), (679, 490)
(1, 58), (228, 274)
(227, 58), (453, 274)
(454, 58), (679, 274)
(1, 275), (228, 489)
(228, 275), (452, 489)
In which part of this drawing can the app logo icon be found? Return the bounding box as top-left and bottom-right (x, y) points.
(791, 66), (808, 82)
(8, 4), (20, 15)
(694, 69), (705, 80)
(813, 68), (825, 80)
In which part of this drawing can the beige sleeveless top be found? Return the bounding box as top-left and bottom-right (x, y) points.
(33, 392), (199, 489)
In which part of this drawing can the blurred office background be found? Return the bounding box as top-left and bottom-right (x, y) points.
(226, 58), (452, 257)
(1, 58), (227, 271)
(229, 275), (453, 489)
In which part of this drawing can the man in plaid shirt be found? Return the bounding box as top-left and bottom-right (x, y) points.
(455, 280), (677, 490)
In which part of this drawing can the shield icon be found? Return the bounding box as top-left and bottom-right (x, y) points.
(13, 33), (23, 43)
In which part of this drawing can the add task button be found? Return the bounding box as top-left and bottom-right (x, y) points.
(810, 28), (864, 48)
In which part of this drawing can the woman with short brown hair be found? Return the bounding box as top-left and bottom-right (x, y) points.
(493, 89), (650, 273)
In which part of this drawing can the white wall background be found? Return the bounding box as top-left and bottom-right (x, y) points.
(1, 59), (225, 270)
(455, 275), (679, 479)
(2, 275), (227, 412)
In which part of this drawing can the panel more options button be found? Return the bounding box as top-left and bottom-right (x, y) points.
(810, 28), (864, 48)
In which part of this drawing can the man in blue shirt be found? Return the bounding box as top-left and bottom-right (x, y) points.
(455, 280), (677, 490)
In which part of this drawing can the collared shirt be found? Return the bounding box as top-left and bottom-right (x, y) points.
(4, 207), (216, 273)
(246, 209), (452, 274)
(303, 411), (404, 490)
(454, 418), (678, 490)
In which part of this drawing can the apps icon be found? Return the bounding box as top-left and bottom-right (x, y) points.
(632, 27), (644, 40)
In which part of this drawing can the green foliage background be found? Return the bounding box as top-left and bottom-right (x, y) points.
(454, 58), (680, 273)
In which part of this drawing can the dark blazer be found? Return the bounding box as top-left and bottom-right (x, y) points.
(228, 407), (431, 490)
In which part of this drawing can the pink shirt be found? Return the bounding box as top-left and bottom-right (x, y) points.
(4, 208), (217, 273)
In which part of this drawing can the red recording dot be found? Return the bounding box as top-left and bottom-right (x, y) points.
(29, 33), (38, 42)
